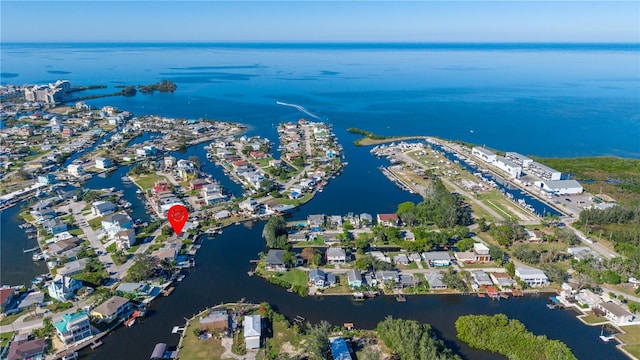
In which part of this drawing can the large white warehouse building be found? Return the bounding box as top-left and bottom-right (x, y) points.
(471, 147), (497, 163)
(494, 156), (522, 178)
(541, 180), (583, 195)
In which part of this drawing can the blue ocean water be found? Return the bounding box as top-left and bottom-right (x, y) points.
(2, 42), (639, 158)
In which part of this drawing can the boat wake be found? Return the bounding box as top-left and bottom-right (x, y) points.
(276, 101), (322, 120)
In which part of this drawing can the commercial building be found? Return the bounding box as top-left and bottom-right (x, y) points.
(505, 152), (533, 168)
(541, 180), (583, 195)
(471, 147), (497, 163)
(493, 156), (522, 178)
(528, 162), (562, 181)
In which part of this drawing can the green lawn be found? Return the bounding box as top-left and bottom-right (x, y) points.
(105, 243), (116, 253)
(579, 313), (606, 325)
(19, 211), (35, 223)
(624, 344), (640, 359)
(280, 269), (309, 288)
(88, 216), (104, 230)
(258, 316), (302, 360)
(68, 228), (84, 236)
(132, 173), (164, 191)
(618, 325), (640, 344)
(127, 244), (141, 253)
(0, 311), (24, 325)
(0, 331), (14, 347)
(177, 315), (225, 360)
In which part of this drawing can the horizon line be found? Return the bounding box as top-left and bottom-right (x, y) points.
(3, 40), (640, 45)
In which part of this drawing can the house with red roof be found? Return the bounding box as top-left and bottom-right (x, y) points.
(377, 213), (399, 227)
(1, 288), (16, 313)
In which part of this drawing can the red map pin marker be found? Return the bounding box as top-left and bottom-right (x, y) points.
(167, 204), (188, 236)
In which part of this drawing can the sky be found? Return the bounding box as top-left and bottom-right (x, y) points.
(1, 1), (638, 43)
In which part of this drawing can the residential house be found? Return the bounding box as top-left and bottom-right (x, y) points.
(94, 157), (112, 169)
(326, 273), (337, 287)
(199, 310), (229, 334)
(426, 272), (447, 290)
(152, 247), (177, 262)
(91, 296), (131, 323)
(152, 180), (171, 195)
(375, 271), (400, 284)
(239, 197), (260, 214)
(189, 178), (207, 190)
(515, 267), (549, 287)
(164, 156), (176, 169)
(47, 275), (82, 302)
(473, 243), (491, 262)
(471, 270), (493, 290)
(394, 254), (410, 266)
(596, 302), (634, 326)
(329, 337), (353, 360)
(307, 214), (325, 231)
(16, 292), (45, 311)
(57, 258), (89, 278)
(287, 232), (308, 242)
(399, 274), (417, 288)
(115, 229), (136, 250)
(490, 272), (516, 288)
(42, 219), (67, 235)
(243, 315), (261, 350)
(347, 269), (362, 288)
(326, 247), (347, 264)
(91, 201), (115, 217)
(568, 246), (599, 261)
(369, 251), (391, 263)
(265, 250), (286, 272)
(48, 238), (80, 255)
(115, 283), (161, 298)
(37, 173), (56, 185)
(32, 209), (56, 223)
(402, 230), (415, 241)
(54, 312), (93, 346)
(101, 213), (133, 238)
(6, 337), (46, 360)
(377, 213), (399, 227)
(329, 215), (343, 228)
(360, 213), (373, 227)
(423, 252), (451, 267)
(575, 289), (602, 309)
(0, 288), (15, 313)
(309, 269), (326, 288)
(67, 164), (84, 177)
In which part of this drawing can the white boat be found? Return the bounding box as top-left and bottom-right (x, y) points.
(32, 253), (44, 261)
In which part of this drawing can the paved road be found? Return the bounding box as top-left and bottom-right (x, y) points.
(0, 299), (90, 334)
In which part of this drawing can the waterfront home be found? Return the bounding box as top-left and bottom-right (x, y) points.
(307, 214), (325, 231)
(95, 157), (112, 169)
(164, 156), (176, 169)
(490, 272), (516, 288)
(214, 210), (231, 220)
(91, 296), (131, 323)
(375, 271), (400, 284)
(575, 289), (602, 309)
(48, 238), (80, 255)
(57, 258), (88, 278)
(329, 215), (343, 228)
(31, 209), (56, 223)
(199, 310), (230, 334)
(67, 164), (84, 177)
(47, 275), (82, 302)
(515, 266), (549, 287)
(0, 288), (15, 314)
(568, 246), (600, 261)
(326, 247), (347, 264)
(189, 178), (208, 190)
(359, 213), (373, 227)
(37, 173), (56, 185)
(426, 272), (447, 290)
(152, 248), (178, 262)
(152, 180), (172, 195)
(42, 218), (67, 235)
(239, 197), (260, 214)
(265, 250), (286, 272)
(329, 337), (353, 360)
(287, 232), (308, 242)
(243, 315), (261, 350)
(55, 311), (93, 346)
(347, 269), (362, 288)
(101, 213), (133, 238)
(423, 251), (451, 267)
(394, 254), (410, 266)
(16, 292), (45, 311)
(327, 273), (337, 287)
(364, 274), (378, 287)
(309, 269), (326, 288)
(595, 302), (634, 326)
(115, 229), (136, 250)
(115, 283), (161, 298)
(6, 337), (46, 360)
(376, 213), (399, 227)
(471, 270), (493, 290)
(91, 200), (115, 217)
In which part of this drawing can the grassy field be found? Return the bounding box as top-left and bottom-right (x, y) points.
(0, 311), (23, 325)
(257, 315), (303, 360)
(623, 344), (640, 359)
(88, 216), (104, 230)
(618, 325), (640, 345)
(178, 316), (225, 360)
(131, 173), (164, 191)
(0, 331), (14, 347)
(578, 313), (607, 325)
(532, 156), (640, 205)
(280, 269), (309, 288)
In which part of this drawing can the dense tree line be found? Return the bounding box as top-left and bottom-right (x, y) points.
(455, 314), (576, 360)
(376, 317), (461, 360)
(578, 205), (640, 257)
(398, 179), (471, 228)
(262, 216), (289, 249)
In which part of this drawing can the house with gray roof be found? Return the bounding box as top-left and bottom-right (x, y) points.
(326, 247), (347, 264)
(57, 258), (88, 277)
(423, 251), (452, 267)
(90, 296), (131, 323)
(265, 250), (286, 272)
(347, 269), (362, 288)
(309, 269), (326, 287)
(426, 272), (447, 290)
(307, 214), (325, 231)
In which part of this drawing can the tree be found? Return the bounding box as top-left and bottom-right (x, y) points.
(505, 262), (515, 277)
(188, 156), (202, 171)
(628, 301), (640, 313)
(126, 254), (156, 282)
(441, 269), (468, 292)
(305, 321), (331, 360)
(376, 317), (460, 360)
(262, 216), (288, 249)
(301, 248), (316, 263)
(282, 251), (297, 266)
(456, 238), (475, 252)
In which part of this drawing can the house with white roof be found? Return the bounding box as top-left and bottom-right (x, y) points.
(47, 275), (82, 302)
(243, 315), (261, 350)
(515, 266), (549, 287)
